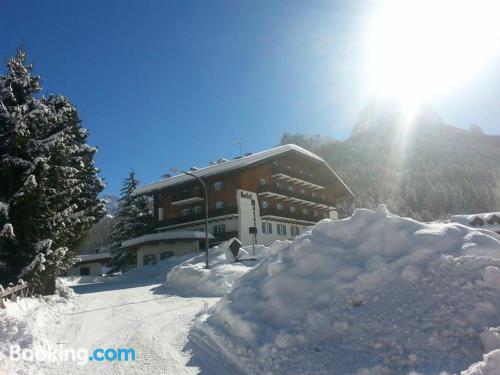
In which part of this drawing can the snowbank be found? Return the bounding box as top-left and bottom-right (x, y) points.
(192, 205), (500, 375)
(59, 253), (196, 287)
(0, 294), (76, 374)
(463, 350), (500, 375)
(166, 241), (265, 297)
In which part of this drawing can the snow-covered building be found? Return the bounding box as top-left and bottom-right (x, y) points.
(121, 231), (215, 266)
(451, 212), (500, 234)
(134, 144), (353, 247)
(67, 252), (111, 276)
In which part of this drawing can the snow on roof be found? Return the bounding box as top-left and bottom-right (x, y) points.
(133, 144), (353, 196)
(75, 252), (111, 263)
(121, 231), (215, 248)
(451, 212), (500, 226)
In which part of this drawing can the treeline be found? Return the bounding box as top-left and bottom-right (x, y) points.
(282, 107), (500, 221)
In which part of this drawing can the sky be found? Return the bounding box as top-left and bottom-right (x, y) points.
(1, 0), (499, 195)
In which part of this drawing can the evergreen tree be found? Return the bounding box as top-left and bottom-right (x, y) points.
(0, 50), (105, 292)
(106, 170), (154, 271)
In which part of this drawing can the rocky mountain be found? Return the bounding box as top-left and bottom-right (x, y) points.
(101, 193), (120, 217)
(282, 100), (500, 220)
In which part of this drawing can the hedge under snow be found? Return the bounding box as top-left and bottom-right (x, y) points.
(192, 205), (500, 375)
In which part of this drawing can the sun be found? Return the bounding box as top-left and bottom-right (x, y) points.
(367, 0), (500, 105)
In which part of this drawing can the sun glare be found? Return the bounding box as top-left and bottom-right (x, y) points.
(368, 0), (500, 104)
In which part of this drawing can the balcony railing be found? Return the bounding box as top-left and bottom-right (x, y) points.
(259, 207), (322, 223)
(258, 185), (333, 207)
(171, 189), (203, 203)
(271, 165), (324, 187)
(161, 206), (238, 227)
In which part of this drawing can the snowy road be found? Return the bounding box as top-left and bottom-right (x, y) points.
(37, 279), (231, 375)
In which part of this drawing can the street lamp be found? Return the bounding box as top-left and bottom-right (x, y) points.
(172, 168), (209, 269)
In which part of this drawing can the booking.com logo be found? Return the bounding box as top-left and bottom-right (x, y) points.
(9, 345), (136, 366)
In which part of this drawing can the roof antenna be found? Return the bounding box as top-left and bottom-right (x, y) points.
(236, 140), (242, 156)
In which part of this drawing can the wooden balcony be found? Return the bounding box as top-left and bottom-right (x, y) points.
(160, 206), (238, 227)
(171, 189), (204, 206)
(259, 207), (321, 224)
(258, 185), (334, 209)
(271, 165), (325, 190)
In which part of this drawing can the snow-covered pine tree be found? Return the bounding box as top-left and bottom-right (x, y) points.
(0, 50), (106, 292)
(106, 170), (154, 271)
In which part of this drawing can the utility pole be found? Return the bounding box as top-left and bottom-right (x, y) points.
(182, 171), (210, 269)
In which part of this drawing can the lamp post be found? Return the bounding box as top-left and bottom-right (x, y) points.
(181, 171), (210, 269)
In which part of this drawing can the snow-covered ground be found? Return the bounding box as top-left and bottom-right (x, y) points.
(166, 240), (271, 297)
(193, 205), (500, 375)
(3, 206), (500, 374)
(0, 257), (234, 375)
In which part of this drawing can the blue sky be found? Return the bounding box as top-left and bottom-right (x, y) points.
(1, 0), (499, 194)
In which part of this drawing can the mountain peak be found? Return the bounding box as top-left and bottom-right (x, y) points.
(351, 98), (444, 139)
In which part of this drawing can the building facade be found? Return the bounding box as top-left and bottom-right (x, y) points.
(135, 144), (354, 247)
(67, 252), (111, 276)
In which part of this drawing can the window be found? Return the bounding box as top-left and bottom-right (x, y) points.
(277, 223), (287, 236)
(313, 211), (318, 217)
(80, 267), (90, 276)
(288, 185), (294, 192)
(311, 192), (317, 197)
(160, 251), (175, 260)
(262, 222), (273, 234)
(300, 189), (305, 195)
(275, 182), (281, 189)
(276, 203), (283, 210)
(182, 208), (191, 216)
(290, 206), (296, 213)
(291, 226), (300, 236)
(261, 201), (269, 209)
(194, 206), (202, 214)
(259, 178), (268, 187)
(272, 160), (279, 166)
(215, 201), (224, 209)
(214, 181), (224, 191)
(213, 224), (226, 236)
(302, 208), (308, 215)
(143, 254), (157, 266)
(158, 207), (164, 221)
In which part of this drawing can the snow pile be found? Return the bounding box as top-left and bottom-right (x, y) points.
(166, 240), (274, 297)
(192, 205), (500, 375)
(463, 350), (500, 375)
(0, 295), (76, 374)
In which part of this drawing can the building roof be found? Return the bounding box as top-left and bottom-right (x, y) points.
(451, 212), (500, 225)
(121, 231), (215, 248)
(75, 252), (111, 263)
(451, 212), (500, 233)
(133, 144), (354, 197)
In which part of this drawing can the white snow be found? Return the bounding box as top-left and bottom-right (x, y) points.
(462, 350), (500, 375)
(0, 256), (233, 375)
(1, 223), (14, 238)
(0, 200), (8, 215)
(166, 241), (263, 297)
(4, 205), (500, 374)
(0, 294), (77, 375)
(74, 252), (111, 263)
(192, 205), (500, 375)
